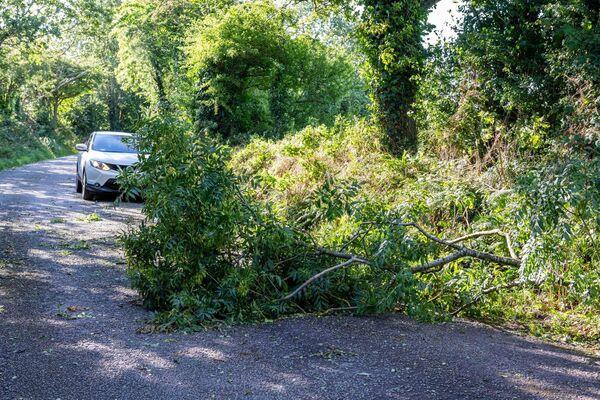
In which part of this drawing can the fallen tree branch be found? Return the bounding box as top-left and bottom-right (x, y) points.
(410, 250), (468, 273)
(448, 229), (517, 259)
(280, 221), (523, 302)
(397, 222), (521, 267)
(339, 229), (367, 252)
(280, 257), (359, 301)
(317, 248), (371, 266)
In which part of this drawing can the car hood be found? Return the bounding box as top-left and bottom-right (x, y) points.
(88, 151), (139, 166)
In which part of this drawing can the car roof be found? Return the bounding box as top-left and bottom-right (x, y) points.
(92, 131), (133, 136)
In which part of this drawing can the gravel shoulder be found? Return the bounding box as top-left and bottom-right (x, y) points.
(0, 156), (599, 400)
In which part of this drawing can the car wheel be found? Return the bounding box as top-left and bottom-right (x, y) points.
(81, 170), (94, 201)
(75, 174), (82, 193)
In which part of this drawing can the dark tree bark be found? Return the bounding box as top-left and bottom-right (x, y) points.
(150, 58), (169, 109)
(51, 96), (60, 129)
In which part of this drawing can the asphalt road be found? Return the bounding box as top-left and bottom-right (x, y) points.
(0, 156), (599, 400)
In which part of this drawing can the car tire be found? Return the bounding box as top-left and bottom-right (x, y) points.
(76, 174), (82, 193)
(81, 170), (94, 201)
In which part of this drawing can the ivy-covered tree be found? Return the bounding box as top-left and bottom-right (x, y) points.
(356, 0), (440, 153)
(297, 0), (440, 152)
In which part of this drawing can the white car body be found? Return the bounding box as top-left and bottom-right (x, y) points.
(75, 131), (139, 200)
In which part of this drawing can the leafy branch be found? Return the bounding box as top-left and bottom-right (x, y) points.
(281, 221), (526, 313)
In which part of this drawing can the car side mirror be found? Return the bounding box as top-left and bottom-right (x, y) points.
(75, 144), (87, 152)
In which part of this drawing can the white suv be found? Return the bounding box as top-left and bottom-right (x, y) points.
(75, 131), (139, 200)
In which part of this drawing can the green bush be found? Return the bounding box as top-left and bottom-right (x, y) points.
(120, 117), (439, 328)
(416, 0), (599, 160)
(64, 94), (109, 138)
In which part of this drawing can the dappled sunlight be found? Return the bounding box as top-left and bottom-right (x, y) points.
(0, 268), (51, 283)
(1, 313), (74, 329)
(0, 157), (142, 228)
(180, 346), (229, 362)
(64, 339), (177, 376)
(2, 0), (598, 397)
(35, 317), (76, 328)
(506, 374), (600, 400)
(262, 372), (309, 394)
(110, 285), (138, 298)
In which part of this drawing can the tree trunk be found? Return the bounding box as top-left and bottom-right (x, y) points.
(107, 75), (121, 131)
(358, 0), (440, 154)
(375, 75), (419, 153)
(51, 96), (60, 130)
(150, 58), (168, 108)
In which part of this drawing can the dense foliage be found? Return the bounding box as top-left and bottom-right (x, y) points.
(417, 0), (599, 159)
(185, 2), (366, 142)
(3, 0), (598, 346)
(0, 0), (147, 168)
(113, 0), (231, 109)
(234, 118), (598, 342)
(121, 116), (598, 341)
(120, 118), (391, 326)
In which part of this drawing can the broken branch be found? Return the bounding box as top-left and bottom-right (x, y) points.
(280, 222), (522, 303)
(448, 229), (517, 259)
(410, 250), (468, 273)
(398, 222), (521, 267)
(280, 257), (360, 301)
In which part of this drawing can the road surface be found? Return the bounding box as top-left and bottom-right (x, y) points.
(0, 156), (599, 399)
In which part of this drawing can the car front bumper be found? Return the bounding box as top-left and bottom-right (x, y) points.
(85, 166), (121, 194)
(85, 178), (120, 194)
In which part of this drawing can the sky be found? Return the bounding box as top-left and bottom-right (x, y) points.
(425, 0), (463, 45)
(274, 0), (463, 46)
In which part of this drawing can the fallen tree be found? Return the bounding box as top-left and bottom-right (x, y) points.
(281, 221), (532, 316)
(120, 119), (593, 331)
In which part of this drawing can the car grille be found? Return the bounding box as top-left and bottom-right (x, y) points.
(104, 179), (120, 190)
(108, 163), (134, 171)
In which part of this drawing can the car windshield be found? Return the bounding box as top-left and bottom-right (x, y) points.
(91, 134), (137, 153)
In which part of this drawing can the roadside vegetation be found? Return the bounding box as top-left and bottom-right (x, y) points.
(0, 0), (144, 170)
(3, 0), (598, 347)
(0, 122), (73, 170)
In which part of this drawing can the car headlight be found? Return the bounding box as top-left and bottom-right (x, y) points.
(90, 160), (111, 171)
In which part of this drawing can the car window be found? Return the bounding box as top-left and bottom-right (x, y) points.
(91, 135), (137, 153)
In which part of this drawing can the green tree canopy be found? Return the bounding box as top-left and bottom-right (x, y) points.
(113, 0), (231, 108)
(185, 1), (366, 142)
